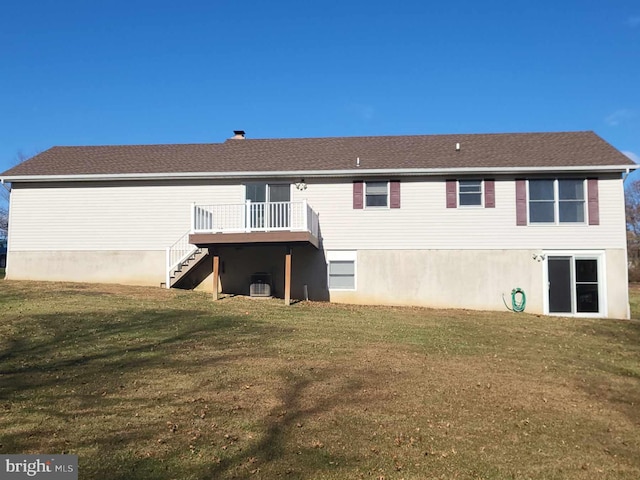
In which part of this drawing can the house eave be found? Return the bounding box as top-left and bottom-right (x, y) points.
(1, 164), (636, 183)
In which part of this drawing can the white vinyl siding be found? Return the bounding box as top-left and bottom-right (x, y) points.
(291, 175), (626, 251)
(7, 175), (626, 253)
(8, 181), (242, 251)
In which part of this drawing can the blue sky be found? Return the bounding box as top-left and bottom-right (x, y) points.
(0, 0), (638, 173)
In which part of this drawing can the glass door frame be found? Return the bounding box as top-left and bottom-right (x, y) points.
(542, 250), (606, 317)
(243, 183), (292, 230)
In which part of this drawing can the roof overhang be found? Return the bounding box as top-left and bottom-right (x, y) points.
(0, 164), (637, 183)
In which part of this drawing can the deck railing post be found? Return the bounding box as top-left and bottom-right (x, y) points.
(165, 247), (171, 289)
(190, 202), (196, 233)
(264, 201), (270, 231)
(245, 200), (251, 232)
(302, 199), (308, 232)
(313, 211), (319, 237)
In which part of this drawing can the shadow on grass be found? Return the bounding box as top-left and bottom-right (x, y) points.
(195, 370), (362, 480)
(76, 373), (364, 480)
(0, 307), (282, 397)
(0, 300), (374, 479)
(0, 305), (303, 475)
(84, 369), (367, 480)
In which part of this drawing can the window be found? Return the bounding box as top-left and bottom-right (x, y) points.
(447, 179), (494, 208)
(365, 181), (388, 207)
(458, 180), (482, 206)
(529, 180), (555, 222)
(528, 179), (585, 224)
(327, 251), (357, 290)
(575, 259), (599, 313)
(558, 180), (585, 223)
(354, 181), (400, 209)
(328, 261), (355, 289)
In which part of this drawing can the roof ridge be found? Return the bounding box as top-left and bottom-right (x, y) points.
(49, 143), (225, 149)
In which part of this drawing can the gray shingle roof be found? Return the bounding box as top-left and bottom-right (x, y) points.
(1, 131), (634, 178)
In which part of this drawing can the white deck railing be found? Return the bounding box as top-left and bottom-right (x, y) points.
(191, 200), (319, 237)
(165, 201), (319, 289)
(165, 231), (198, 288)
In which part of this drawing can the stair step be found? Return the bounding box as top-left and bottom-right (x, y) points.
(167, 244), (207, 289)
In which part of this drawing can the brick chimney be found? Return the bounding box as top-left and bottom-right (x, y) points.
(231, 130), (246, 140)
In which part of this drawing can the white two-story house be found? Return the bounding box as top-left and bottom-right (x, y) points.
(1, 130), (635, 318)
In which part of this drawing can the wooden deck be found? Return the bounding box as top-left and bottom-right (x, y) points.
(189, 230), (320, 249)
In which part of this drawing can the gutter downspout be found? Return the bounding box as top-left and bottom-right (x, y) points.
(1, 179), (10, 279)
(623, 166), (633, 318)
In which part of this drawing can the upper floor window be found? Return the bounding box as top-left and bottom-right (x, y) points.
(353, 180), (400, 209)
(446, 179), (495, 208)
(458, 180), (483, 206)
(365, 181), (388, 207)
(529, 179), (585, 224)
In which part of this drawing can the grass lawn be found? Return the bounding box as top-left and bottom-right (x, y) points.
(1, 282), (639, 479)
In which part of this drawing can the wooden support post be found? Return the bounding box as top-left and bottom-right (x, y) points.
(212, 253), (220, 301)
(284, 246), (292, 306)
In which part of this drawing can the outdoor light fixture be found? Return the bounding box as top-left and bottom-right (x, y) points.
(295, 179), (307, 191)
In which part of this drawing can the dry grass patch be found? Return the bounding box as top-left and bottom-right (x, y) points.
(1, 280), (639, 479)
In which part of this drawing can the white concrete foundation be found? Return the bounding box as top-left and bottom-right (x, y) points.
(6, 250), (165, 286)
(5, 247), (630, 318)
(329, 249), (629, 319)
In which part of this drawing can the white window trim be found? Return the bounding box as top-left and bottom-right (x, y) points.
(527, 179), (587, 226)
(364, 181), (390, 209)
(458, 179), (484, 208)
(541, 250), (607, 318)
(326, 250), (357, 291)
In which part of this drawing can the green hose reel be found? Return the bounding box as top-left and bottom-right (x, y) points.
(510, 288), (526, 312)
(503, 287), (526, 312)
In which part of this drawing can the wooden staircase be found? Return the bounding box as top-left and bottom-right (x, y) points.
(166, 247), (208, 288)
(163, 231), (209, 289)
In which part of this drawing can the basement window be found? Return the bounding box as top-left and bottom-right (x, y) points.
(328, 261), (355, 289)
(327, 251), (357, 290)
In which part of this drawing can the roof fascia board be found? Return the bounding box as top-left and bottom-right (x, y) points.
(2, 164), (636, 183)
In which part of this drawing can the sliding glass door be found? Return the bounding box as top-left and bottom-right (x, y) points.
(547, 255), (600, 315)
(245, 183), (291, 229)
